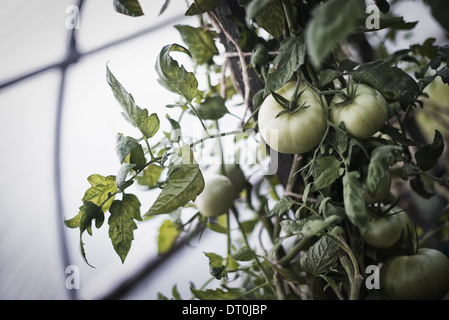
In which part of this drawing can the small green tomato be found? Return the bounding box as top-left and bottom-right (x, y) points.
(194, 174), (235, 217)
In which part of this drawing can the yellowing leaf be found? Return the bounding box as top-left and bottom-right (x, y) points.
(157, 220), (181, 254)
(108, 194), (142, 263)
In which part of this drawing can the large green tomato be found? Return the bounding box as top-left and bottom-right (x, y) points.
(194, 174), (235, 217)
(258, 81), (327, 154)
(330, 84), (387, 140)
(362, 210), (405, 248)
(381, 248), (449, 300)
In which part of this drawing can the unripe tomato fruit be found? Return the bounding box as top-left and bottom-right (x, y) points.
(194, 174), (235, 217)
(258, 82), (327, 154)
(362, 210), (405, 249)
(330, 84), (387, 140)
(218, 164), (247, 195)
(380, 248), (449, 300)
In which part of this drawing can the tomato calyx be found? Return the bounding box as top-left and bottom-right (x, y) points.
(332, 79), (360, 108)
(270, 80), (311, 118)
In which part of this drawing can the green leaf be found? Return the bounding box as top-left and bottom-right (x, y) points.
(246, 0), (276, 19)
(280, 219), (306, 234)
(166, 115), (182, 142)
(267, 196), (296, 217)
(380, 125), (419, 146)
(353, 61), (420, 97)
(172, 284), (182, 300)
(306, 0), (365, 68)
(196, 95), (229, 120)
(175, 25), (218, 65)
(139, 113), (160, 139)
(300, 235), (339, 274)
(339, 58), (359, 72)
(276, 263), (305, 284)
(375, 0), (390, 14)
(426, 0), (449, 33)
(64, 211), (82, 228)
(136, 163), (163, 189)
(254, 0), (285, 39)
(232, 247), (256, 262)
(77, 201), (105, 267)
(106, 65), (160, 138)
(145, 164), (204, 216)
(319, 69), (342, 87)
(335, 123), (349, 155)
(366, 145), (401, 195)
(301, 215), (343, 238)
(266, 34), (306, 91)
(415, 130), (444, 171)
(312, 156), (343, 192)
(437, 66), (449, 84)
(190, 286), (246, 300)
(116, 163), (135, 191)
(108, 193), (142, 263)
(205, 252), (226, 280)
(239, 218), (259, 234)
(155, 44), (200, 102)
(79, 201), (104, 236)
(158, 0), (170, 15)
(129, 143), (146, 171)
(185, 0), (219, 15)
(157, 220), (181, 254)
(115, 134), (139, 164)
(113, 0), (144, 17)
(343, 171), (369, 230)
(357, 16), (407, 33)
(251, 44), (269, 67)
(401, 163), (420, 180)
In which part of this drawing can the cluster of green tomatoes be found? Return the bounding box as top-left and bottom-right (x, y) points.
(194, 81), (449, 300)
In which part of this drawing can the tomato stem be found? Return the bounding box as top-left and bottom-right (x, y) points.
(230, 205), (275, 290)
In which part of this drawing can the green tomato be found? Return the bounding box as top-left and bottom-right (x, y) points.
(258, 81), (327, 154)
(364, 171), (392, 204)
(381, 248), (449, 300)
(194, 174), (235, 217)
(362, 210), (404, 249)
(217, 164), (247, 195)
(330, 84), (387, 140)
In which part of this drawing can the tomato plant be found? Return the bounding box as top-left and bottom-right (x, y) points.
(64, 0), (449, 301)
